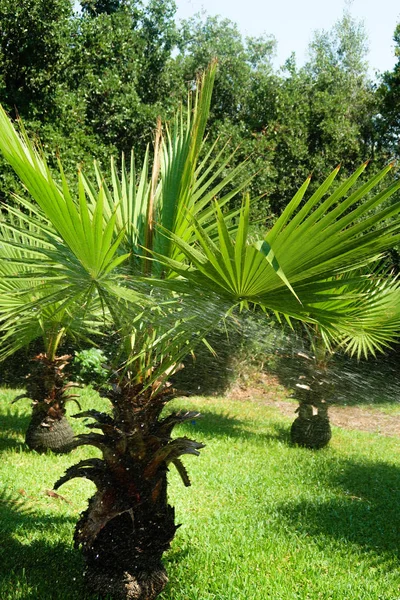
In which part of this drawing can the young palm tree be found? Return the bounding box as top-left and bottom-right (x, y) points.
(54, 302), (215, 598)
(289, 335), (333, 449)
(0, 214), (105, 452)
(0, 213), (115, 454)
(288, 268), (400, 449)
(1, 63), (400, 598)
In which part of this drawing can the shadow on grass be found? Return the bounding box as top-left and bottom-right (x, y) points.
(0, 435), (26, 452)
(0, 500), (185, 600)
(276, 457), (400, 555)
(177, 409), (291, 444)
(0, 408), (30, 432)
(0, 499), (108, 600)
(0, 539), (116, 599)
(0, 408), (30, 452)
(0, 503), (79, 599)
(0, 536), (86, 600)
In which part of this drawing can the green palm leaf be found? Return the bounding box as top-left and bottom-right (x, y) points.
(150, 163), (400, 355)
(0, 106), (131, 287)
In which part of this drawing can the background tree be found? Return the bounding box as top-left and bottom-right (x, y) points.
(0, 0), (183, 200)
(0, 0), (73, 119)
(80, 0), (130, 17)
(68, 6), (144, 156)
(0, 2), (394, 218)
(173, 11), (381, 218)
(304, 13), (378, 170)
(177, 14), (275, 125)
(136, 0), (180, 106)
(377, 23), (400, 159)
(73, 0), (180, 157)
(0, 0), (76, 199)
(252, 12), (380, 214)
(175, 13), (278, 216)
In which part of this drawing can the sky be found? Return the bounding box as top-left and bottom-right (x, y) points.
(174, 0), (400, 77)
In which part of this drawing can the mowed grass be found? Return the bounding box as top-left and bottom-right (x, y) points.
(0, 387), (400, 600)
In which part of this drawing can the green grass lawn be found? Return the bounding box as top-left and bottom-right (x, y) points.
(0, 387), (399, 600)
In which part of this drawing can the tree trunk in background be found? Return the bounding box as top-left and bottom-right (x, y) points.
(25, 409), (75, 453)
(23, 353), (77, 453)
(290, 402), (332, 449)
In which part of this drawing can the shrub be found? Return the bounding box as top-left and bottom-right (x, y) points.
(71, 348), (109, 386)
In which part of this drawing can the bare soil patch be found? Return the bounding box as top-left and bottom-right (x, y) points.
(228, 373), (400, 437)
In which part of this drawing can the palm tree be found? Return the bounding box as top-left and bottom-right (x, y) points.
(288, 268), (400, 449)
(0, 209), (108, 451)
(55, 304), (214, 599)
(288, 331), (333, 449)
(1, 63), (400, 598)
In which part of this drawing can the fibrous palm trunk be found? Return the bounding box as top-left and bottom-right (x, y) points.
(290, 352), (333, 450)
(290, 402), (332, 449)
(55, 378), (203, 600)
(20, 353), (77, 453)
(78, 474), (175, 599)
(25, 409), (75, 453)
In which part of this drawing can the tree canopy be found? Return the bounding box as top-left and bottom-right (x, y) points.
(0, 3), (398, 217)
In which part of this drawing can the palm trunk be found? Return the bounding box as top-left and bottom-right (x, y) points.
(25, 408), (75, 453)
(290, 401), (332, 449)
(290, 352), (333, 449)
(79, 473), (175, 600)
(22, 353), (77, 453)
(55, 379), (203, 600)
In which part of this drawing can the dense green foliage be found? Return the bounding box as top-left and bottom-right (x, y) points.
(378, 23), (400, 159)
(71, 348), (109, 385)
(0, 3), (398, 216)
